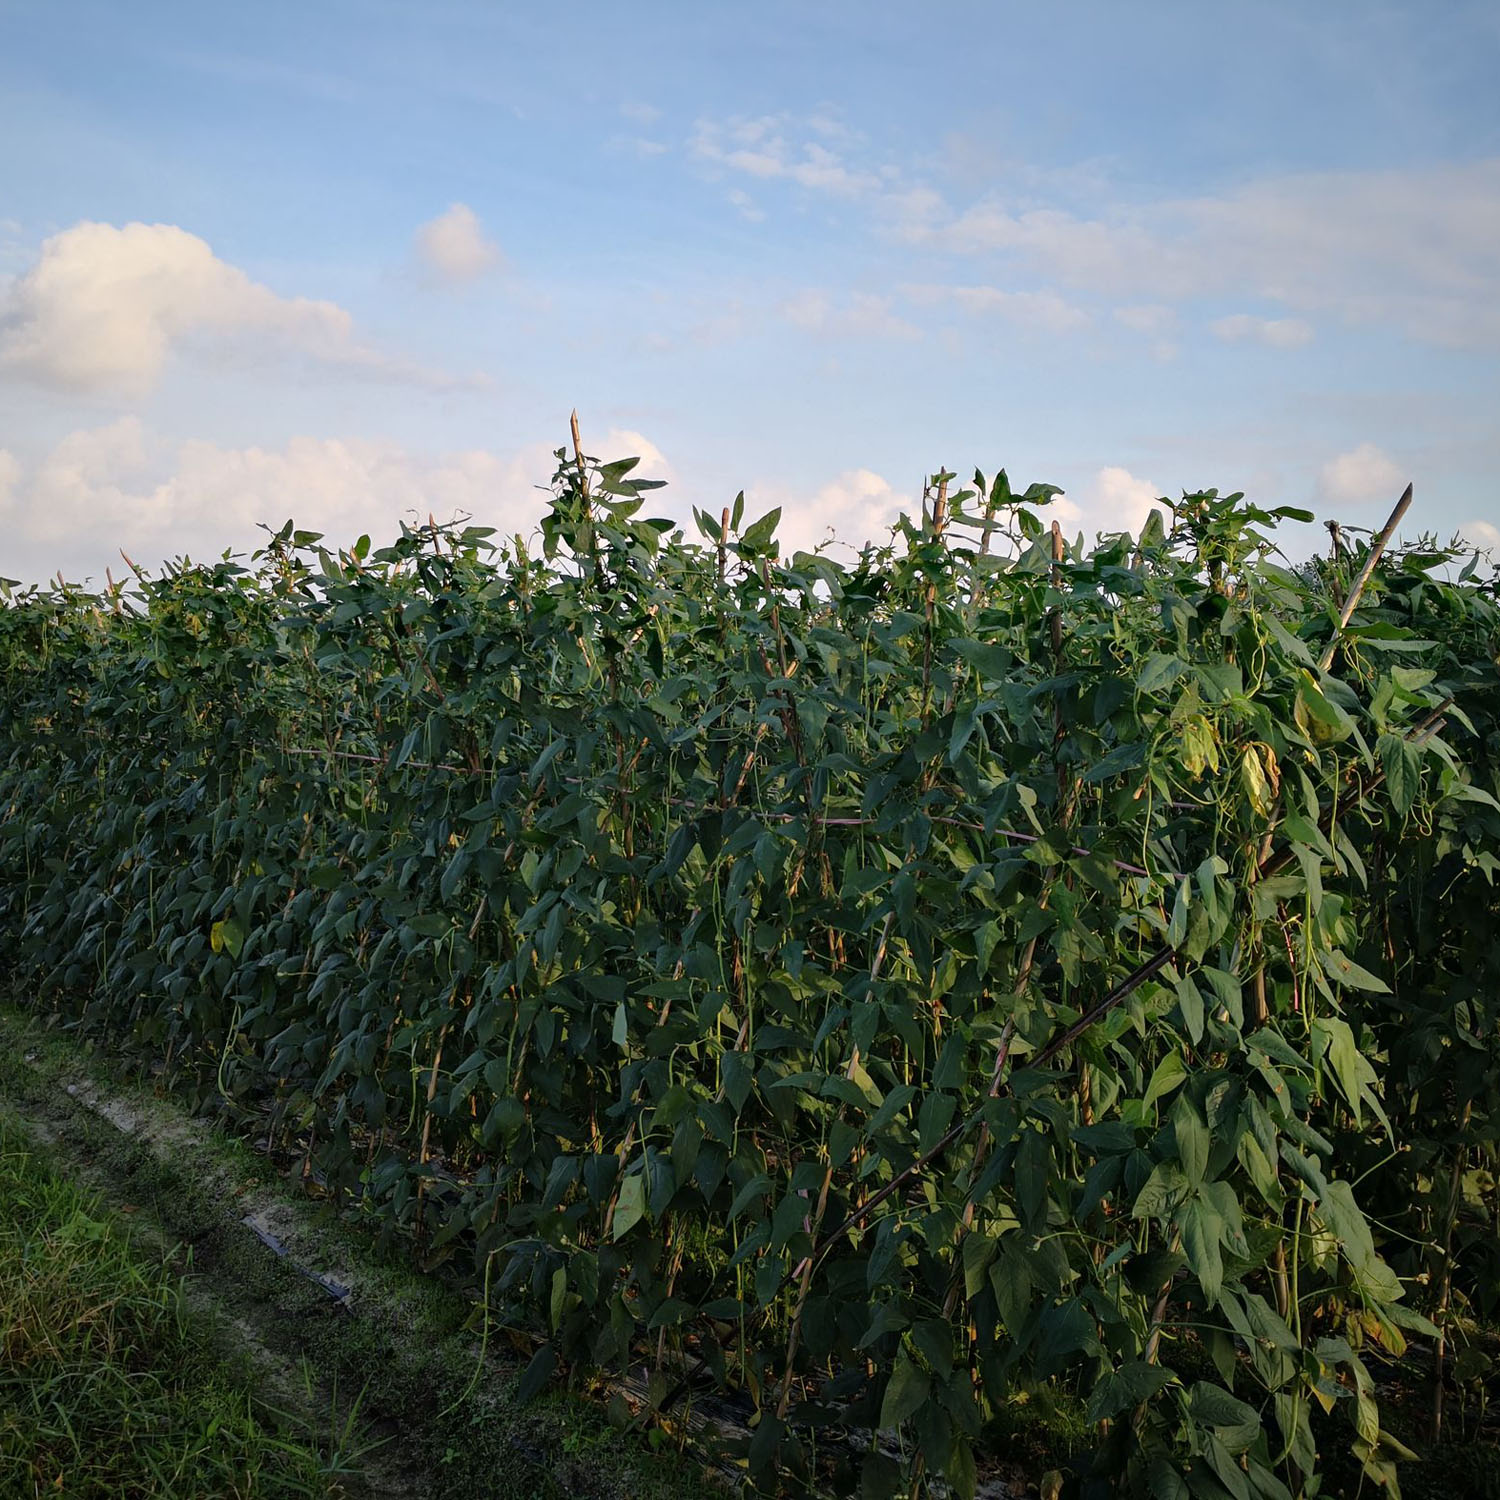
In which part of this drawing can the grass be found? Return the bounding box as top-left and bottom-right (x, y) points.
(0, 1006), (719, 1499)
(0, 1114), (343, 1499)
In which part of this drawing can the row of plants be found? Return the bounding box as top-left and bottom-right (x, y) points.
(1, 440), (1496, 1497)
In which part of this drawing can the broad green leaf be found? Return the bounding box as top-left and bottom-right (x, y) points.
(1182, 1194), (1224, 1304)
(1377, 732), (1422, 817)
(612, 1173), (647, 1240)
(210, 916), (245, 958)
(1144, 1050), (1188, 1110)
(880, 1354), (930, 1429)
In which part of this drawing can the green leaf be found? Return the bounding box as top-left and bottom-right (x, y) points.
(1314, 1180), (1375, 1270)
(727, 1174), (771, 1219)
(1182, 1194), (1225, 1305)
(880, 1354), (930, 1429)
(1321, 950), (1389, 994)
(1377, 732), (1422, 817)
(515, 1343), (557, 1405)
(612, 1173), (647, 1240)
(1175, 973), (1204, 1043)
(960, 1232), (999, 1300)
(742, 507), (782, 549)
(210, 916), (245, 959)
(1087, 1361), (1176, 1422)
(1145, 1050), (1188, 1110)
(1148, 1455), (1190, 1500)
(1083, 741), (1147, 783)
(1133, 1162), (1190, 1219)
(1188, 1381), (1260, 1434)
(949, 638), (1014, 680)
(1137, 654), (1184, 696)
(1173, 1097), (1210, 1184)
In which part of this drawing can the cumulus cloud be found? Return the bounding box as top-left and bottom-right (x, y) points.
(744, 468), (912, 557)
(413, 203), (502, 284)
(0, 421), (670, 583)
(0, 221), (478, 397)
(1460, 518), (1500, 551)
(1055, 466), (1167, 539)
(1210, 313), (1313, 349)
(1318, 443), (1406, 505)
(742, 463), (1171, 561)
(591, 428), (675, 488)
(902, 283), (1090, 333)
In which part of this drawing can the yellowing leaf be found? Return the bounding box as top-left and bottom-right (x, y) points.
(1180, 716), (1219, 777)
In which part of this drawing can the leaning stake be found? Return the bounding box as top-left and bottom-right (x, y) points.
(1317, 483), (1412, 672)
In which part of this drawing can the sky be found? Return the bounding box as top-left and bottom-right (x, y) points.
(1, 0), (1498, 584)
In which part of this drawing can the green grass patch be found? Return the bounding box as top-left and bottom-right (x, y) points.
(0, 1008), (718, 1500)
(0, 1115), (342, 1500)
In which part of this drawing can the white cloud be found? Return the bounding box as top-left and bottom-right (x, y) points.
(745, 468), (912, 556)
(620, 100), (662, 125)
(1090, 467), (1166, 536)
(902, 283), (1090, 333)
(897, 158), (1500, 349)
(0, 421), (670, 582)
(0, 221), (478, 397)
(1113, 304), (1177, 336)
(1052, 467), (1166, 540)
(1318, 443), (1406, 505)
(413, 202), (502, 284)
(593, 428), (675, 488)
(1460, 518), (1500, 551)
(780, 290), (920, 340)
(1210, 313), (1313, 349)
(0, 448), (19, 508)
(727, 189), (765, 223)
(690, 115), (881, 197)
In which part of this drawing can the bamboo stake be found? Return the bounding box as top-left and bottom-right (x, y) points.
(1317, 484), (1412, 672)
(570, 409), (604, 585)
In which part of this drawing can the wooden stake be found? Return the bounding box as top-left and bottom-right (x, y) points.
(570, 409), (603, 582)
(1318, 484), (1412, 672)
(569, 409), (590, 499)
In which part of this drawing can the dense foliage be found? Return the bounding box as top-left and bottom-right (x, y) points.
(2, 446), (1497, 1498)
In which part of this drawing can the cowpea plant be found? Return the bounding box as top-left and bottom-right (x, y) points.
(1, 444), (1497, 1500)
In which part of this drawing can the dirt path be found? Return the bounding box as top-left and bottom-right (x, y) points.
(0, 1007), (713, 1500)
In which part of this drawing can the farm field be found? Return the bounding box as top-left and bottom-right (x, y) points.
(2, 447), (1498, 1498)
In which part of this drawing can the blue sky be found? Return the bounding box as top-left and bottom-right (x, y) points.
(2, 0), (1497, 581)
